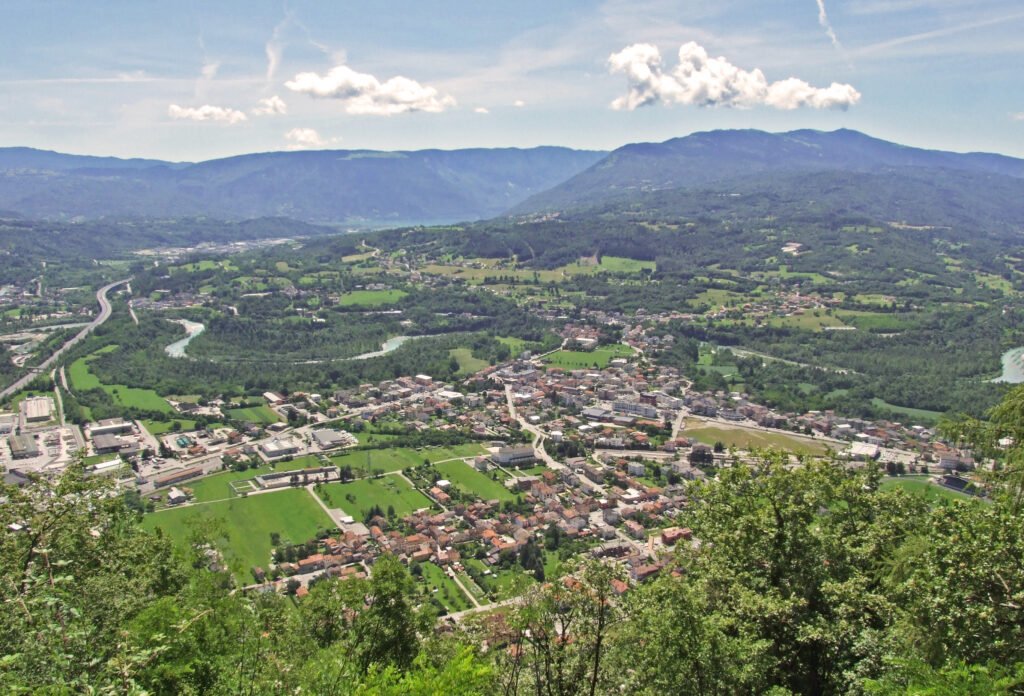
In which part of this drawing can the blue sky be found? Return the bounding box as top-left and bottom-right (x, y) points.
(1, 0), (1021, 161)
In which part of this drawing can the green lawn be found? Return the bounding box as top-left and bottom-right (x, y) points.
(337, 289), (408, 307)
(330, 444), (487, 474)
(435, 460), (516, 502)
(226, 405), (280, 425)
(315, 476), (434, 520)
(184, 459), (323, 503)
(683, 419), (830, 456)
(449, 348), (488, 376)
(417, 561), (474, 613)
(544, 344), (635, 370)
(464, 558), (536, 599)
(880, 476), (977, 504)
(142, 489), (333, 585)
(142, 419), (198, 436)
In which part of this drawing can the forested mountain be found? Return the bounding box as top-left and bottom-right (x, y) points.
(513, 128), (1024, 213)
(0, 146), (604, 225)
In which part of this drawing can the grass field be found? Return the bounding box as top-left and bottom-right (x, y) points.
(226, 405), (280, 424)
(316, 476), (433, 520)
(184, 459), (322, 503)
(880, 476), (976, 503)
(870, 398), (943, 424)
(417, 561), (473, 613)
(422, 256), (654, 285)
(683, 419), (831, 456)
(142, 419), (198, 436)
(435, 460), (516, 502)
(337, 289), (407, 306)
(143, 489), (333, 584)
(464, 558), (536, 599)
(69, 348), (173, 414)
(544, 344), (635, 370)
(330, 444), (487, 474)
(449, 348), (488, 376)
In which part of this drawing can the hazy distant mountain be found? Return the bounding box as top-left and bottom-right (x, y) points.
(0, 146), (605, 225)
(512, 129), (1024, 213)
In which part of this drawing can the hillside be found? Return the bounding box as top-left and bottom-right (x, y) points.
(0, 146), (604, 225)
(513, 128), (1024, 213)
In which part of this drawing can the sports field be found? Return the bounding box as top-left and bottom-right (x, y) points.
(337, 289), (407, 306)
(316, 475), (433, 520)
(435, 460), (515, 502)
(142, 489), (333, 584)
(879, 476), (976, 503)
(683, 419), (830, 456)
(330, 443), (487, 473)
(544, 344), (635, 370)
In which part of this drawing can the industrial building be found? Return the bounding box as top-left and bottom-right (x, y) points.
(8, 434), (40, 460)
(491, 445), (537, 468)
(311, 428), (354, 450)
(22, 396), (53, 423)
(153, 466), (204, 488)
(260, 438), (300, 460)
(88, 419), (134, 437)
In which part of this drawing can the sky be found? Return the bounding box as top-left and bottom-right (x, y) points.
(1, 0), (1022, 161)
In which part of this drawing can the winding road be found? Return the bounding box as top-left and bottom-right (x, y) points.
(0, 278), (131, 401)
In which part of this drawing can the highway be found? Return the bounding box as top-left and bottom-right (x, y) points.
(0, 278), (131, 401)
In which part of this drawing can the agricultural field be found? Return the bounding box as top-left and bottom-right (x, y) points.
(870, 398), (943, 424)
(434, 460), (516, 502)
(337, 289), (408, 306)
(315, 475), (434, 520)
(544, 343), (635, 370)
(682, 418), (831, 456)
(225, 405), (280, 424)
(142, 489), (333, 585)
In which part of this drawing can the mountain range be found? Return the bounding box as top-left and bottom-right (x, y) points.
(1, 129), (1022, 228)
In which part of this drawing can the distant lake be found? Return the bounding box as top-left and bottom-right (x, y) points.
(164, 319), (205, 358)
(991, 347), (1024, 384)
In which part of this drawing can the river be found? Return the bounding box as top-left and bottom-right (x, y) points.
(991, 347), (1024, 383)
(348, 335), (429, 360)
(164, 319), (205, 358)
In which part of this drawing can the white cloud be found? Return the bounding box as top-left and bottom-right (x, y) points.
(285, 64), (456, 115)
(1013, 112), (1024, 121)
(167, 104), (248, 124)
(284, 127), (333, 149)
(200, 61), (220, 80)
(253, 95), (288, 116)
(815, 0), (842, 49)
(608, 42), (860, 111)
(474, 107), (489, 114)
(513, 99), (526, 107)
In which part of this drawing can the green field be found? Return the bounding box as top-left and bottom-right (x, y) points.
(337, 289), (408, 307)
(683, 419), (830, 456)
(142, 419), (198, 436)
(880, 476), (976, 503)
(184, 459), (323, 503)
(544, 344), (635, 370)
(226, 405), (280, 424)
(448, 348), (488, 376)
(464, 558), (536, 599)
(417, 561), (473, 613)
(870, 398), (943, 424)
(69, 348), (172, 414)
(330, 444), (487, 474)
(142, 489), (333, 584)
(435, 460), (516, 502)
(316, 476), (433, 520)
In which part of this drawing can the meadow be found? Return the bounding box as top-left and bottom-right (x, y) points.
(434, 460), (516, 502)
(315, 476), (434, 520)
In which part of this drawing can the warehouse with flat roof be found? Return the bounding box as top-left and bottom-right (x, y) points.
(23, 396), (53, 423)
(8, 434), (40, 460)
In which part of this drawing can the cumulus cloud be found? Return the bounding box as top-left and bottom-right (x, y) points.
(167, 104), (248, 124)
(284, 127), (333, 149)
(513, 99), (526, 108)
(253, 95), (288, 116)
(285, 64), (455, 115)
(608, 42), (860, 111)
(474, 107), (489, 114)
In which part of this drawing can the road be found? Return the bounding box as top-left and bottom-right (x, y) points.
(503, 384), (563, 471)
(0, 278), (131, 401)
